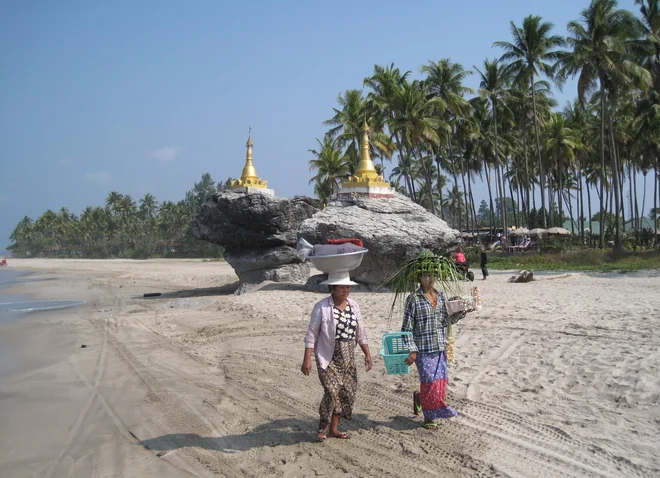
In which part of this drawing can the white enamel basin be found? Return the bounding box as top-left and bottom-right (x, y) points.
(309, 250), (368, 274)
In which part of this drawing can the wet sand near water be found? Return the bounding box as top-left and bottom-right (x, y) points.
(0, 258), (658, 477)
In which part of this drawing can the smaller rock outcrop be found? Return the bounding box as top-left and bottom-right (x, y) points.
(192, 192), (319, 284)
(298, 193), (461, 285)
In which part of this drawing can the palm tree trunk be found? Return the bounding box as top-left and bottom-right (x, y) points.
(548, 162), (555, 226)
(402, 163), (414, 200)
(515, 170), (523, 226)
(417, 147), (436, 215)
(587, 180), (593, 247)
(468, 169), (478, 236)
(565, 189), (576, 235)
(496, 164), (506, 237)
(531, 73), (547, 228)
(617, 144), (626, 232)
(522, 119), (531, 225)
(606, 102), (623, 252)
(460, 155), (471, 233)
(641, 171), (647, 233)
(435, 154), (445, 220)
(484, 159), (495, 240)
(599, 86), (606, 249)
(607, 179), (612, 220)
(578, 160), (585, 241)
(557, 171), (564, 227)
(628, 163), (634, 231)
(492, 99), (507, 236)
(448, 134), (460, 228)
(654, 162), (658, 249)
(633, 167), (639, 231)
(506, 163), (518, 226)
(394, 136), (415, 202)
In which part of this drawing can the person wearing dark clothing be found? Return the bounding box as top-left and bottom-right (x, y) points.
(480, 251), (489, 280)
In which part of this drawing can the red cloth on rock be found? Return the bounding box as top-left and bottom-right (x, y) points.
(327, 238), (364, 248)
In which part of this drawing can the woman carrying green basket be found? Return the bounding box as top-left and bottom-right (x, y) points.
(383, 250), (463, 430)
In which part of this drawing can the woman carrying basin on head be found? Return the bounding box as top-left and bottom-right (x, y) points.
(301, 271), (372, 441)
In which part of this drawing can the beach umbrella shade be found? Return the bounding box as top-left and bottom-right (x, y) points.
(528, 228), (547, 236)
(511, 228), (529, 236)
(547, 227), (571, 235)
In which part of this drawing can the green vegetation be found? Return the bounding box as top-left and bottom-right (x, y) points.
(309, 0), (660, 252)
(473, 249), (660, 272)
(8, 173), (234, 259)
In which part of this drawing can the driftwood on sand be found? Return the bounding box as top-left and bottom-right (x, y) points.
(508, 270), (535, 283)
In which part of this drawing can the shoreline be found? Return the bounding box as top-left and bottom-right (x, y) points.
(0, 258), (658, 477)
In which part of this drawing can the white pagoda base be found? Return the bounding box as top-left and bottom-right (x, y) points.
(336, 185), (395, 199)
(231, 186), (275, 196)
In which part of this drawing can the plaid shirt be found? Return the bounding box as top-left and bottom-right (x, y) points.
(401, 288), (448, 354)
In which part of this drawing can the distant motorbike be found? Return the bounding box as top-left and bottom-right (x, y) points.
(0, 259), (7, 266)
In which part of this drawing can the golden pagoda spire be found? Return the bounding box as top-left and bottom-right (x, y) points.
(338, 122), (393, 198)
(231, 126), (268, 190)
(241, 128), (258, 180)
(355, 121), (379, 179)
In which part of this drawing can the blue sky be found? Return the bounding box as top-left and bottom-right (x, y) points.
(0, 0), (646, 252)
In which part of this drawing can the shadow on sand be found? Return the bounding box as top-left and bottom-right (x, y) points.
(133, 281), (393, 301)
(139, 414), (420, 454)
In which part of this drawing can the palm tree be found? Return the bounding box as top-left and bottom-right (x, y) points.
(118, 195), (137, 219)
(545, 113), (581, 226)
(308, 137), (351, 206)
(634, 0), (660, 246)
(139, 193), (158, 219)
(9, 216), (34, 255)
(558, 0), (651, 251)
(324, 90), (392, 173)
(475, 58), (511, 235)
(564, 99), (593, 238)
(495, 15), (565, 229)
(364, 64), (413, 198)
(387, 80), (446, 214)
(421, 58), (474, 228)
(105, 191), (124, 216)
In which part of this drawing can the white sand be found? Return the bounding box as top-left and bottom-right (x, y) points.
(1, 258), (659, 477)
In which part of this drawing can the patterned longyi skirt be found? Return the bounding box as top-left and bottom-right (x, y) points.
(416, 351), (457, 420)
(316, 339), (357, 424)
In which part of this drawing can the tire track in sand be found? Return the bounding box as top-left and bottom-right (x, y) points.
(86, 317), (248, 477)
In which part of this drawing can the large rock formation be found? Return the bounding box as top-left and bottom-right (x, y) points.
(192, 192), (319, 284)
(298, 194), (460, 285)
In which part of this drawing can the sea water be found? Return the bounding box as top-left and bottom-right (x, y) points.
(0, 269), (85, 324)
(0, 269), (85, 379)
(0, 269), (29, 325)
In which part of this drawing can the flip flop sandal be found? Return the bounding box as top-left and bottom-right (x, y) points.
(329, 432), (350, 439)
(413, 392), (422, 416)
(316, 422), (329, 442)
(422, 422), (439, 430)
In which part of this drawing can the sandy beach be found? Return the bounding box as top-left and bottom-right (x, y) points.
(0, 258), (659, 477)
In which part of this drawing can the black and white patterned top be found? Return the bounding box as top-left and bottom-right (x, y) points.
(333, 305), (357, 340)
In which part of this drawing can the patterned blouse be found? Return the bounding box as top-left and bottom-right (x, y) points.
(333, 305), (358, 340)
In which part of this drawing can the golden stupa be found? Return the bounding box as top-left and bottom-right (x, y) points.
(340, 122), (390, 189)
(231, 129), (268, 190)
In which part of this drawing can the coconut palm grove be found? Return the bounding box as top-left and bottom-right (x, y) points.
(8, 0), (660, 258)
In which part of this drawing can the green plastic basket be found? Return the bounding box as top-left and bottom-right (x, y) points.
(380, 332), (414, 375)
